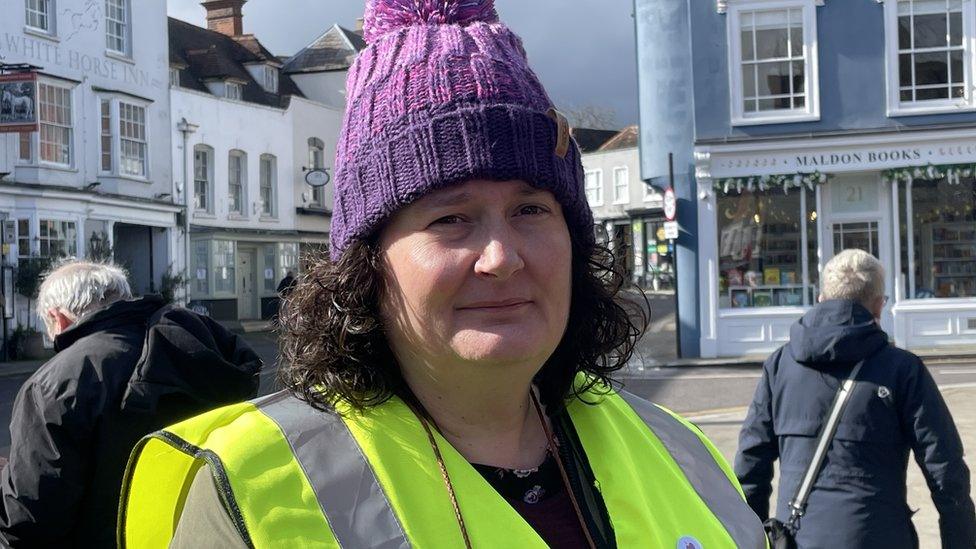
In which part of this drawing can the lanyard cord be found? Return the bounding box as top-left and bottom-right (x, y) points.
(529, 392), (598, 549)
(407, 392), (598, 549)
(411, 405), (475, 549)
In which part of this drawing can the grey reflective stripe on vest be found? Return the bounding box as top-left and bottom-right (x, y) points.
(618, 391), (766, 549)
(254, 391), (410, 549)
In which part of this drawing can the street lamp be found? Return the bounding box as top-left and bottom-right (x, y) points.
(176, 117), (199, 305)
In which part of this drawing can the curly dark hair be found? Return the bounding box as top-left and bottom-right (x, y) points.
(278, 236), (647, 413)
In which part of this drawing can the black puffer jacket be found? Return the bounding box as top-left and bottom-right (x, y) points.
(0, 296), (262, 548)
(735, 299), (976, 548)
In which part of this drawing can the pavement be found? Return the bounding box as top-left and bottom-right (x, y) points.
(688, 383), (976, 549)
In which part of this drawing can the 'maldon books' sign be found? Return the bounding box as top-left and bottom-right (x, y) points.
(0, 72), (37, 134)
(706, 135), (976, 178)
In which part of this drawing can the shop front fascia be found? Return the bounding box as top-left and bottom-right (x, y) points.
(695, 127), (976, 357)
(188, 227), (302, 321)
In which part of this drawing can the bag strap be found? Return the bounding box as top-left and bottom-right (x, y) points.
(786, 359), (865, 528)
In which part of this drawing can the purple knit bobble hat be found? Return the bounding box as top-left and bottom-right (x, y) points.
(329, 0), (594, 260)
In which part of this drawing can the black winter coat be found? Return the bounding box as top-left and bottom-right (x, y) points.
(0, 296), (262, 548)
(735, 299), (976, 548)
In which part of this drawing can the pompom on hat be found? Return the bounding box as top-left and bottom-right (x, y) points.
(329, 0), (594, 260)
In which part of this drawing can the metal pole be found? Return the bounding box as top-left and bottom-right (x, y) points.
(669, 152), (682, 359)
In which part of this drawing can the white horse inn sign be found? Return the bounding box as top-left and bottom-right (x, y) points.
(0, 72), (37, 134)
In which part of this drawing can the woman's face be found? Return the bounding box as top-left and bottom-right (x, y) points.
(378, 179), (573, 372)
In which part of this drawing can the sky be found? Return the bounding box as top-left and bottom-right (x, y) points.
(166, 0), (639, 128)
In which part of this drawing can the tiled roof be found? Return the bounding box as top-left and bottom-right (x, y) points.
(168, 17), (303, 108)
(598, 125), (639, 151)
(571, 128), (620, 153)
(283, 25), (366, 74)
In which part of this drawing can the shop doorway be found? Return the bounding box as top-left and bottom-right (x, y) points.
(236, 247), (258, 320)
(832, 221), (880, 258)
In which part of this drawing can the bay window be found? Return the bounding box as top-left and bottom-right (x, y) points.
(213, 240), (236, 294)
(38, 219), (77, 258)
(119, 102), (147, 177)
(38, 83), (72, 166)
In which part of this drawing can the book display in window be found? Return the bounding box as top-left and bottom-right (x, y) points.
(921, 223), (976, 298)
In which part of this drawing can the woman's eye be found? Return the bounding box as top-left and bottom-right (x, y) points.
(518, 205), (548, 216)
(432, 215), (463, 225)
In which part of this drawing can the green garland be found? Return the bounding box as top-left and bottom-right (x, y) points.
(881, 163), (976, 185)
(713, 171), (828, 195)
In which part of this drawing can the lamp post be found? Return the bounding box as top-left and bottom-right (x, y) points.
(176, 117), (198, 305)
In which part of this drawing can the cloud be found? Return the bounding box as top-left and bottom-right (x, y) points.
(167, 0), (637, 125)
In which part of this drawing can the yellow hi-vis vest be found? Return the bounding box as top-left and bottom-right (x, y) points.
(118, 385), (766, 548)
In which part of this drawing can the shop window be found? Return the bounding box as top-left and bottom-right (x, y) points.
(38, 83), (73, 166)
(727, 0), (820, 125)
(192, 240), (210, 295)
(38, 219), (77, 258)
(585, 170), (603, 206)
(278, 242), (299, 280)
(643, 220), (675, 292)
(885, 0), (975, 115)
(307, 138), (326, 207)
(213, 240), (236, 294)
(717, 187), (818, 308)
(228, 150), (247, 216)
(194, 145), (214, 213)
(264, 245), (276, 293)
(899, 177), (976, 298)
(259, 154), (276, 217)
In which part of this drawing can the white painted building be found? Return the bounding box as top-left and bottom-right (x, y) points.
(582, 127), (671, 289)
(0, 0), (179, 330)
(169, 1), (350, 321)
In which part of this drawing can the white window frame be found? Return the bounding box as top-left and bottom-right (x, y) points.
(37, 82), (73, 167)
(37, 218), (78, 259)
(727, 0), (821, 126)
(99, 99), (113, 173)
(264, 65), (279, 94)
(25, 0), (55, 35)
(228, 150), (247, 217)
(96, 96), (150, 180)
(884, 0), (976, 116)
(105, 0), (131, 57)
(225, 82), (243, 101)
(585, 169), (604, 207)
(612, 167), (630, 205)
(193, 145), (215, 214)
(118, 101), (147, 178)
(170, 67), (181, 88)
(259, 153), (277, 218)
(307, 137), (326, 208)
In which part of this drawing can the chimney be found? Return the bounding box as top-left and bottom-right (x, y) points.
(356, 17), (364, 32)
(201, 0), (246, 37)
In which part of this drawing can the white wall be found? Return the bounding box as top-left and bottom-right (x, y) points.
(172, 88), (297, 231)
(581, 147), (661, 221)
(0, 0), (173, 201)
(289, 95), (343, 237)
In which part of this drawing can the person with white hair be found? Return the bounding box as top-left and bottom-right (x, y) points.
(735, 249), (975, 548)
(0, 259), (263, 547)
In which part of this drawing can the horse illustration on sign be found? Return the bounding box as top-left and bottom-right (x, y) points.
(0, 73), (39, 133)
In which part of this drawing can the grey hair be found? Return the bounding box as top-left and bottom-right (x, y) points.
(36, 260), (132, 328)
(821, 249), (885, 306)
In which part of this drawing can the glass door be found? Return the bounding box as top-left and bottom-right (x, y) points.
(832, 221), (880, 258)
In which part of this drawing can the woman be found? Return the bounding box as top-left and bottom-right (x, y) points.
(118, 1), (765, 547)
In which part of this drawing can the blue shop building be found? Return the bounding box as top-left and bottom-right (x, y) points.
(636, 0), (976, 357)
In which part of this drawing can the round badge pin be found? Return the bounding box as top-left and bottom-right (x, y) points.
(877, 386), (891, 399)
(677, 536), (703, 549)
